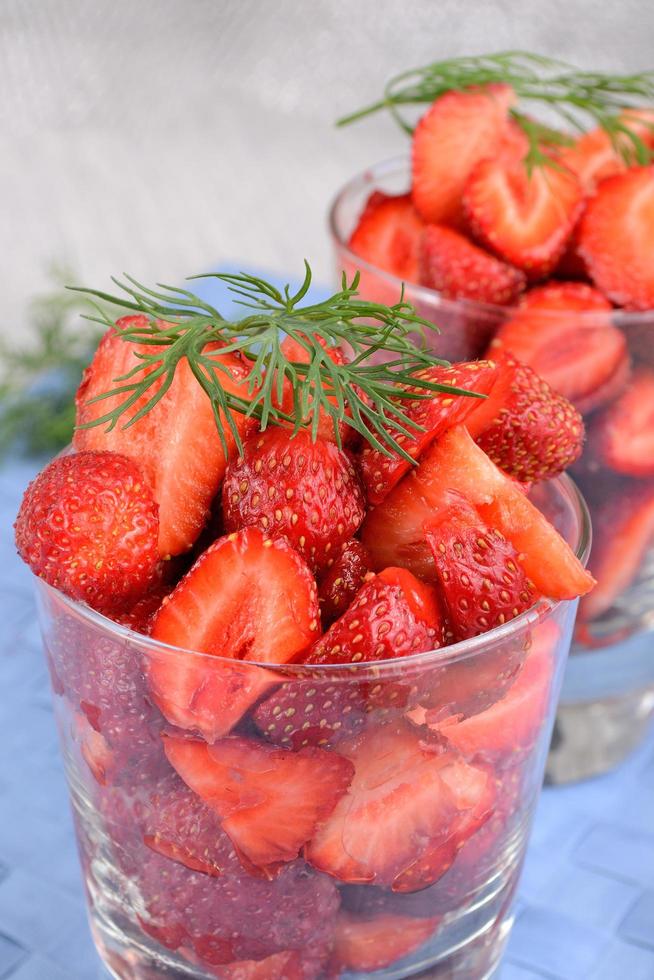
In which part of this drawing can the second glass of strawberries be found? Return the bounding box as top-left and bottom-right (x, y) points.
(331, 51), (654, 781)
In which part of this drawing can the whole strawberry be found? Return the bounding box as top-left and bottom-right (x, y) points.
(222, 428), (365, 572)
(15, 450), (160, 614)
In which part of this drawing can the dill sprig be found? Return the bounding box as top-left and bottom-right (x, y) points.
(70, 263), (485, 462)
(338, 50), (654, 167)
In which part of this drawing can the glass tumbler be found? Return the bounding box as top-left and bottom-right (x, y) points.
(330, 156), (654, 782)
(33, 474), (588, 980)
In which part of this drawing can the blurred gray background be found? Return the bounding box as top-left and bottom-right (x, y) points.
(2, 0), (653, 335)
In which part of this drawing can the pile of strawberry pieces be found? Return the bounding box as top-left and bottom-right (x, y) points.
(348, 83), (654, 632)
(15, 314), (593, 978)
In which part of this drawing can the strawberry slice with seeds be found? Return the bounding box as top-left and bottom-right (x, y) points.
(75, 320), (257, 557)
(140, 773), (248, 878)
(579, 481), (654, 622)
(328, 911), (439, 974)
(558, 127), (626, 192)
(348, 191), (425, 283)
(424, 495), (539, 640)
(578, 165), (654, 310)
(418, 224), (526, 305)
(411, 84), (516, 226)
(214, 948), (328, 980)
(463, 157), (583, 279)
(584, 367), (654, 477)
(305, 721), (494, 891)
(164, 734), (354, 869)
(222, 429), (365, 573)
(359, 360), (498, 505)
(464, 355), (585, 482)
(302, 567), (442, 667)
(361, 425), (594, 599)
(433, 642), (553, 763)
(489, 281), (628, 415)
(14, 450), (160, 615)
(252, 677), (371, 750)
(148, 528), (320, 741)
(318, 539), (372, 626)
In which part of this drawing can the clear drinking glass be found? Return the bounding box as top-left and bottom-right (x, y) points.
(330, 157), (654, 782)
(33, 474), (588, 980)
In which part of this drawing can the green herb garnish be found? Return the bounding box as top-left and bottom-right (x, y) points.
(70, 263), (484, 462)
(338, 51), (654, 169)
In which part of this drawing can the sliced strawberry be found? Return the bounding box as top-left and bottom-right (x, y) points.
(361, 425), (594, 599)
(318, 539), (372, 626)
(74, 320), (257, 557)
(302, 568), (442, 666)
(411, 84), (516, 226)
(463, 157), (583, 279)
(222, 429), (365, 573)
(578, 165), (654, 310)
(213, 948), (327, 980)
(579, 481), (654, 622)
(488, 281), (629, 414)
(74, 712), (114, 786)
(464, 355), (584, 481)
(424, 495), (538, 640)
(558, 127), (626, 192)
(418, 224), (526, 305)
(305, 721), (493, 891)
(433, 642), (553, 763)
(148, 528), (320, 741)
(328, 911), (439, 973)
(359, 360), (498, 505)
(347, 191), (424, 283)
(253, 678), (372, 750)
(164, 734), (353, 870)
(136, 849), (340, 964)
(276, 334), (356, 446)
(140, 773), (247, 878)
(15, 450), (160, 615)
(584, 367), (654, 477)
(112, 580), (172, 635)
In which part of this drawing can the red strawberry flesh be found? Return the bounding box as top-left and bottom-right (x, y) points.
(419, 224), (526, 305)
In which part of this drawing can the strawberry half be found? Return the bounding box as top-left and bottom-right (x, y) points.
(164, 734), (354, 870)
(361, 424), (594, 599)
(578, 165), (654, 310)
(302, 567), (442, 666)
(305, 721), (494, 891)
(318, 538), (372, 626)
(558, 127), (626, 193)
(222, 428), (365, 573)
(463, 157), (583, 279)
(328, 911), (439, 974)
(432, 641), (553, 763)
(15, 450), (159, 614)
(74, 319), (257, 557)
(411, 84), (516, 226)
(359, 360), (498, 505)
(488, 281), (628, 415)
(418, 224), (526, 305)
(147, 528), (320, 741)
(425, 495), (539, 640)
(347, 191), (424, 283)
(464, 355), (585, 482)
(579, 481), (654, 622)
(584, 367), (654, 477)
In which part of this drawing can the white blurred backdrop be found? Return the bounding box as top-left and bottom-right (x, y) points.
(1, 0), (652, 334)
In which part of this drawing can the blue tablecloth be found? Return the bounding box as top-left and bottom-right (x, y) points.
(2, 271), (654, 978)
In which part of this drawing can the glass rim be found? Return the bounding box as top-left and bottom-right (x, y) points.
(328, 155), (654, 324)
(33, 473), (592, 679)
